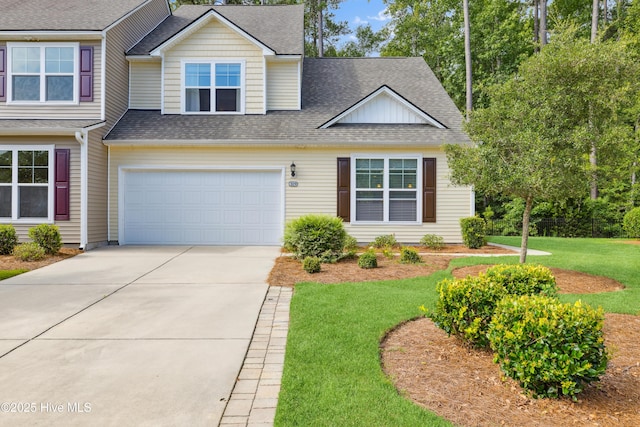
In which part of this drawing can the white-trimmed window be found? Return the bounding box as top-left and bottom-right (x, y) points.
(0, 146), (54, 221)
(7, 43), (79, 103)
(351, 156), (421, 223)
(183, 60), (244, 113)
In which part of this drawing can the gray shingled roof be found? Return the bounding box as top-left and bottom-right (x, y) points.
(105, 57), (469, 146)
(0, 119), (105, 133)
(0, 0), (152, 31)
(128, 4), (304, 56)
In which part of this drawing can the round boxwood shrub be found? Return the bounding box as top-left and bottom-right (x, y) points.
(28, 224), (62, 255)
(430, 276), (507, 348)
(623, 207), (640, 238)
(357, 250), (378, 269)
(302, 256), (321, 274)
(460, 216), (487, 249)
(283, 215), (346, 260)
(399, 247), (422, 264)
(13, 242), (46, 261)
(489, 296), (609, 399)
(0, 224), (18, 255)
(483, 264), (557, 297)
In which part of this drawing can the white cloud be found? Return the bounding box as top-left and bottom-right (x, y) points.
(367, 8), (391, 22)
(353, 16), (368, 25)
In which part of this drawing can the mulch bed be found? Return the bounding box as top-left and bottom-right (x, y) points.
(381, 314), (640, 427)
(0, 248), (82, 271)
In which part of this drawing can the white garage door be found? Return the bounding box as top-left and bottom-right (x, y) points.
(122, 170), (282, 245)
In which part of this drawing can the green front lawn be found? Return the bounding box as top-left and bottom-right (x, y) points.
(275, 238), (639, 426)
(0, 270), (28, 281)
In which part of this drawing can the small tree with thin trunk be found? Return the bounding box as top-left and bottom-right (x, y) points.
(445, 61), (586, 263)
(446, 32), (639, 262)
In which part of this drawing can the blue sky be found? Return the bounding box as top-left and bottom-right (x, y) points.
(331, 0), (390, 43)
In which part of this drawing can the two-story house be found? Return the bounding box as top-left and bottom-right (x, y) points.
(1, 1), (473, 249)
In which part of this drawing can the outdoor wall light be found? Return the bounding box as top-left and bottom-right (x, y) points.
(290, 162), (296, 178)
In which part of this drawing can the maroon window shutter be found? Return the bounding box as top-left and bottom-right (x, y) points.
(423, 158), (436, 223)
(0, 45), (6, 102)
(55, 149), (70, 221)
(79, 46), (93, 102)
(337, 157), (350, 222)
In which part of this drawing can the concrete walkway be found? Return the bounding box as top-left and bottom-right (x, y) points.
(0, 246), (279, 427)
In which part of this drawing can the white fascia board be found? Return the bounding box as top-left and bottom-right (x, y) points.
(149, 10), (275, 57)
(101, 138), (449, 148)
(126, 55), (162, 62)
(266, 55), (302, 62)
(319, 85), (447, 129)
(0, 31), (102, 40)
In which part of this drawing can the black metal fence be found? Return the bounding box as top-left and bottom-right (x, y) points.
(486, 218), (627, 238)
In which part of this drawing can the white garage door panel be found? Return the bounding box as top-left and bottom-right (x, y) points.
(123, 170), (282, 245)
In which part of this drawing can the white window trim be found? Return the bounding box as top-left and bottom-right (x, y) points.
(0, 145), (55, 223)
(350, 154), (423, 225)
(6, 42), (80, 105)
(180, 59), (246, 115)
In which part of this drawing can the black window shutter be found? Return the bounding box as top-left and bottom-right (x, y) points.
(423, 158), (436, 223)
(79, 46), (93, 102)
(55, 149), (70, 221)
(337, 157), (350, 222)
(0, 45), (6, 102)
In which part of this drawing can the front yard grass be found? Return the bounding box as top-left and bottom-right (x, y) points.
(0, 269), (28, 281)
(275, 237), (639, 426)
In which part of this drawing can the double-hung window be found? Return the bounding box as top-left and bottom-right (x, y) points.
(184, 61), (243, 113)
(0, 146), (54, 221)
(8, 43), (78, 103)
(352, 156), (421, 223)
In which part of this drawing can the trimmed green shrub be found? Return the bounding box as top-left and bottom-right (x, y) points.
(343, 234), (358, 251)
(341, 234), (359, 260)
(357, 250), (378, 269)
(460, 216), (487, 249)
(283, 215), (346, 260)
(623, 207), (640, 238)
(399, 247), (422, 264)
(302, 256), (321, 274)
(372, 234), (397, 248)
(13, 242), (46, 261)
(483, 264), (558, 297)
(431, 265), (558, 348)
(489, 296), (609, 399)
(0, 224), (18, 255)
(28, 224), (62, 255)
(430, 276), (507, 348)
(420, 234), (444, 250)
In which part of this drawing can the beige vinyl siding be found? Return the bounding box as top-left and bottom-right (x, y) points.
(266, 60), (300, 110)
(129, 61), (162, 109)
(108, 146), (471, 243)
(0, 41), (102, 120)
(0, 136), (81, 245)
(86, 131), (108, 246)
(104, 0), (170, 129)
(162, 18), (265, 114)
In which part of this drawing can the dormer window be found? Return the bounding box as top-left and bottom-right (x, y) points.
(7, 43), (79, 104)
(183, 60), (244, 114)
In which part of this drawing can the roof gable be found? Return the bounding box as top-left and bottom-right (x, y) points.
(129, 5), (304, 56)
(320, 86), (446, 129)
(150, 9), (274, 56)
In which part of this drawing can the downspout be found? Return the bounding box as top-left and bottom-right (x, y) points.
(75, 130), (89, 250)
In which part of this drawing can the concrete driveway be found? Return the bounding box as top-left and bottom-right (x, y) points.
(0, 245), (279, 426)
